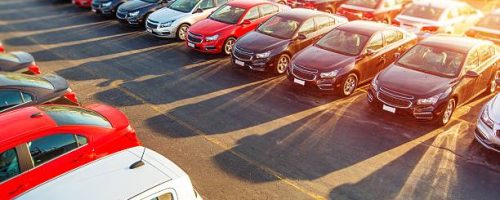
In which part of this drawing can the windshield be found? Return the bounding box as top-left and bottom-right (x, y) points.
(344, 0), (379, 9)
(476, 14), (500, 29)
(396, 45), (465, 77)
(400, 4), (444, 21)
(41, 105), (112, 128)
(315, 29), (369, 56)
(209, 4), (246, 24)
(257, 16), (300, 39)
(169, 0), (201, 13)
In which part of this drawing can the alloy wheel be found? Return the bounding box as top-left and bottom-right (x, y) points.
(224, 38), (235, 55)
(178, 24), (189, 41)
(442, 99), (455, 125)
(276, 54), (290, 74)
(343, 74), (358, 96)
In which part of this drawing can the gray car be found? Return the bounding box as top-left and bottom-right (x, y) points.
(0, 52), (40, 75)
(475, 78), (500, 153)
(146, 0), (230, 40)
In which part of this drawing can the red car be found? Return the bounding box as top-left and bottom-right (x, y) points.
(186, 0), (288, 55)
(73, 0), (92, 8)
(337, 0), (410, 23)
(0, 104), (140, 199)
(0, 41), (4, 53)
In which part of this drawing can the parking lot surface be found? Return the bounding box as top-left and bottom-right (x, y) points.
(1, 0), (499, 199)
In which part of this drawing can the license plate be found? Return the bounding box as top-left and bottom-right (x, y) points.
(188, 42), (195, 48)
(382, 104), (396, 113)
(92, 8), (97, 13)
(293, 78), (305, 86)
(234, 59), (245, 66)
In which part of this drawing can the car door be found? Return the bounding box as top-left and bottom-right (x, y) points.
(473, 45), (497, 94)
(0, 146), (31, 199)
(235, 6), (261, 37)
(191, 0), (217, 21)
(295, 18), (316, 51)
(381, 30), (405, 64)
(357, 32), (386, 82)
(458, 49), (480, 103)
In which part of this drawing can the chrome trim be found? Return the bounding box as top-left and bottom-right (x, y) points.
(187, 32), (203, 44)
(233, 47), (253, 61)
(291, 63), (317, 81)
(376, 91), (413, 109)
(380, 87), (414, 100)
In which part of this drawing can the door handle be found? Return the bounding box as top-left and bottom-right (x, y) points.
(9, 184), (28, 195)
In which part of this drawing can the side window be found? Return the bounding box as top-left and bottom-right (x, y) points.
(464, 50), (479, 70)
(28, 134), (82, 167)
(216, 0), (228, 6)
(383, 30), (403, 45)
(260, 4), (276, 17)
(315, 16), (331, 30)
(151, 193), (174, 200)
(366, 32), (384, 52)
(199, 0), (215, 9)
(478, 45), (494, 64)
(0, 148), (21, 183)
(298, 19), (315, 35)
(22, 92), (33, 103)
(243, 7), (260, 21)
(76, 135), (88, 146)
(0, 90), (23, 110)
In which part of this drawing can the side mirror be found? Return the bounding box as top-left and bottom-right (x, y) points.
(394, 52), (401, 58)
(297, 33), (307, 40)
(193, 8), (203, 14)
(465, 70), (480, 78)
(241, 19), (251, 25)
(366, 49), (376, 56)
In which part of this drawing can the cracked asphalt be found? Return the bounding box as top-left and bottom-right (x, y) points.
(0, 0), (499, 199)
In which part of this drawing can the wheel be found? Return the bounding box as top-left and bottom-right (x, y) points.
(223, 37), (236, 56)
(340, 73), (358, 97)
(486, 71), (499, 94)
(438, 98), (456, 126)
(176, 24), (190, 41)
(272, 54), (290, 75)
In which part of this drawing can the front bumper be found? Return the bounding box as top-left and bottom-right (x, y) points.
(73, 0), (91, 8)
(475, 116), (500, 153)
(91, 4), (114, 15)
(145, 22), (176, 38)
(286, 70), (338, 91)
(186, 38), (224, 54)
(117, 14), (142, 25)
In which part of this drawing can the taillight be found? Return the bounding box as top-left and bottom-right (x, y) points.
(363, 12), (374, 19)
(28, 62), (41, 75)
(422, 26), (439, 32)
(64, 90), (79, 105)
(0, 43), (4, 53)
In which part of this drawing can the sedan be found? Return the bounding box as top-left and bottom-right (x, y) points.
(0, 51), (40, 75)
(288, 21), (417, 96)
(287, 0), (347, 13)
(72, 0), (92, 8)
(0, 72), (78, 112)
(337, 0), (411, 23)
(0, 41), (4, 53)
(232, 8), (347, 74)
(0, 104), (141, 199)
(466, 9), (500, 45)
(369, 36), (499, 126)
(91, 0), (131, 16)
(475, 87), (500, 153)
(116, 0), (172, 26)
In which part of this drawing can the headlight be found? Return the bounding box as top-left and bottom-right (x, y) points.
(371, 77), (378, 91)
(481, 106), (495, 129)
(417, 88), (452, 105)
(256, 51), (271, 59)
(102, 2), (112, 7)
(129, 11), (140, 17)
(159, 20), (174, 28)
(320, 70), (339, 79)
(205, 35), (219, 41)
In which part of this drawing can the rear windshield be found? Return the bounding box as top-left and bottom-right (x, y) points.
(41, 105), (112, 128)
(400, 4), (444, 21)
(344, 0), (379, 9)
(0, 53), (20, 63)
(0, 73), (54, 90)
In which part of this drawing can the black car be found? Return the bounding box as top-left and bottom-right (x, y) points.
(0, 52), (40, 75)
(91, 0), (131, 16)
(116, 0), (172, 27)
(232, 9), (348, 75)
(287, 0), (347, 13)
(0, 73), (79, 112)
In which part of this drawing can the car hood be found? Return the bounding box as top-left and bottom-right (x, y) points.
(120, 0), (153, 11)
(236, 31), (289, 52)
(43, 74), (70, 92)
(189, 19), (234, 36)
(377, 64), (453, 97)
(149, 7), (189, 23)
(488, 94), (500, 122)
(292, 45), (355, 72)
(11, 51), (34, 64)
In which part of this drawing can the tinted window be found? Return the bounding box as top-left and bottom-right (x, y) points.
(257, 16), (300, 39)
(478, 46), (494, 64)
(76, 135), (88, 146)
(345, 0), (379, 9)
(316, 16), (331, 30)
(209, 4), (246, 24)
(0, 90), (23, 110)
(366, 32), (383, 51)
(199, 0), (215, 9)
(298, 19), (315, 35)
(0, 73), (54, 90)
(397, 45), (465, 77)
(316, 29), (370, 56)
(464, 50), (479, 70)
(29, 134), (79, 167)
(22, 92), (33, 103)
(169, 0), (202, 13)
(401, 4), (444, 21)
(216, 0), (228, 5)
(243, 7), (260, 21)
(0, 148), (20, 183)
(151, 193), (174, 200)
(260, 4), (276, 16)
(383, 30), (403, 45)
(40, 105), (112, 128)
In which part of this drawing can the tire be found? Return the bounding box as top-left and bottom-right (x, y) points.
(141, 13), (151, 28)
(437, 98), (456, 126)
(272, 54), (290, 75)
(176, 24), (190, 41)
(340, 73), (358, 97)
(486, 71), (499, 94)
(223, 37), (236, 56)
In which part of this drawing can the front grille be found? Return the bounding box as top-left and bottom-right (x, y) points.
(187, 32), (202, 43)
(377, 91), (412, 109)
(146, 21), (158, 29)
(292, 64), (317, 81)
(233, 47), (253, 61)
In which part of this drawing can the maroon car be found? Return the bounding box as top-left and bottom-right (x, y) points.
(337, 0), (410, 23)
(288, 21), (416, 96)
(286, 0), (347, 13)
(368, 36), (499, 126)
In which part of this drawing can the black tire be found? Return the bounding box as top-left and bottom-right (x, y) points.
(272, 54), (291, 75)
(339, 73), (358, 97)
(437, 98), (455, 126)
(223, 37), (236, 56)
(176, 24), (190, 41)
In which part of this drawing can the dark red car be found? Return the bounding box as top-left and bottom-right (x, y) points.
(368, 36), (499, 126)
(337, 0), (410, 23)
(0, 104), (141, 199)
(286, 0), (347, 13)
(187, 0), (288, 55)
(288, 21), (417, 96)
(73, 0), (92, 8)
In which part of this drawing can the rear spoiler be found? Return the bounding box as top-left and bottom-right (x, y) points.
(86, 104), (130, 130)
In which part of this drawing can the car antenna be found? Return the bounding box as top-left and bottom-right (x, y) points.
(129, 147), (146, 169)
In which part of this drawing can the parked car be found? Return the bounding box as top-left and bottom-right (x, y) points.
(287, 0), (347, 13)
(16, 147), (202, 200)
(369, 35), (499, 126)
(186, 0), (289, 55)
(465, 9), (500, 45)
(475, 86), (500, 153)
(92, 0), (131, 16)
(0, 41), (4, 52)
(394, 0), (483, 39)
(116, 0), (172, 27)
(0, 104), (141, 199)
(0, 52), (40, 75)
(337, 0), (411, 23)
(72, 0), (92, 8)
(146, 0), (231, 40)
(0, 73), (79, 112)
(288, 21), (417, 96)
(232, 9), (347, 74)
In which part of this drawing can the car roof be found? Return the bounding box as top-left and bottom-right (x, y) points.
(0, 72), (53, 90)
(16, 147), (188, 200)
(420, 35), (492, 53)
(0, 106), (57, 144)
(337, 20), (394, 36)
(412, 0), (468, 9)
(228, 0), (271, 8)
(277, 8), (331, 22)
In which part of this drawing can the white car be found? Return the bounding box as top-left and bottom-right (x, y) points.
(16, 147), (202, 200)
(394, 0), (483, 38)
(475, 79), (500, 153)
(146, 0), (230, 40)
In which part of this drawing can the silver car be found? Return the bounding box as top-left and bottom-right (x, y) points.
(475, 79), (500, 153)
(146, 0), (230, 40)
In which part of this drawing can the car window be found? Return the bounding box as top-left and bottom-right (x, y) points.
(298, 19), (315, 35)
(40, 105), (112, 128)
(216, 0), (228, 5)
(383, 30), (403, 45)
(28, 134), (81, 167)
(0, 148), (21, 183)
(151, 193), (174, 200)
(199, 0), (215, 10)
(243, 7), (260, 21)
(366, 32), (384, 52)
(315, 16), (331, 30)
(0, 90), (23, 111)
(464, 50), (479, 71)
(21, 92), (33, 103)
(478, 45), (494, 64)
(260, 4), (276, 17)
(76, 135), (88, 146)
